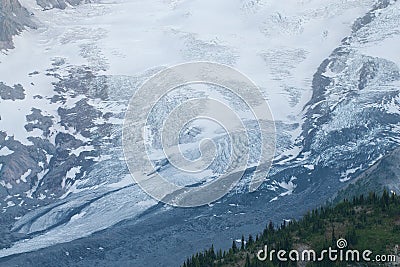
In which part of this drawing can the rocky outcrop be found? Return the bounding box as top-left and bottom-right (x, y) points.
(334, 147), (400, 202)
(36, 0), (89, 10)
(299, 0), (400, 185)
(0, 82), (25, 100)
(0, 0), (92, 50)
(0, 0), (35, 50)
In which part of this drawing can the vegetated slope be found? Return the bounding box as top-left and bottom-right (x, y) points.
(184, 190), (400, 267)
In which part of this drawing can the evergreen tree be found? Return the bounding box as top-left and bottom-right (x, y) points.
(247, 234), (254, 247)
(268, 221), (274, 232)
(232, 240), (238, 253)
(331, 225), (336, 246)
(382, 189), (390, 210)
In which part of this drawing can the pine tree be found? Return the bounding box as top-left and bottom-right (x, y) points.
(247, 234), (254, 248)
(382, 188), (390, 210)
(232, 240), (238, 253)
(331, 225), (336, 246)
(268, 221), (274, 232)
(217, 249), (222, 259)
(209, 244), (216, 260)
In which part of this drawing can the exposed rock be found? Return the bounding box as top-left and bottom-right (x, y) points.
(24, 108), (54, 136)
(300, 0), (400, 178)
(0, 0), (35, 50)
(36, 0), (89, 10)
(352, 0), (391, 33)
(54, 67), (109, 100)
(58, 99), (102, 138)
(0, 136), (45, 195)
(333, 147), (400, 202)
(0, 82), (25, 100)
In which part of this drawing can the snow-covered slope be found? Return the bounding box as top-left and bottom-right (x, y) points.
(0, 0), (399, 263)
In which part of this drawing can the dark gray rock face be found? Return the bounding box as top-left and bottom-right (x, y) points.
(0, 134), (46, 197)
(0, 82), (25, 100)
(24, 108), (53, 135)
(0, 0), (35, 50)
(334, 147), (400, 202)
(352, 0), (391, 32)
(36, 0), (89, 10)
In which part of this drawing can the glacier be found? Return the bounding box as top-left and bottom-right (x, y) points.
(0, 0), (400, 265)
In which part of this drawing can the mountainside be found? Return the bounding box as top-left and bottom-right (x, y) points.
(184, 191), (400, 266)
(0, 0), (400, 266)
(0, 0), (35, 50)
(334, 147), (400, 202)
(36, 0), (88, 10)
